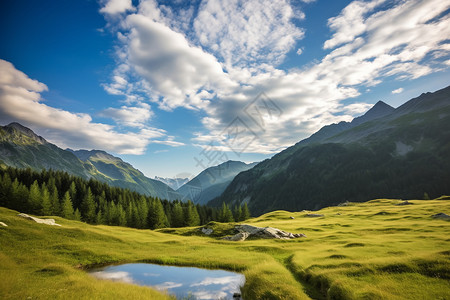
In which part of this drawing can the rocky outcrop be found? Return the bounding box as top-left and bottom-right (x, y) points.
(0, 222), (7, 227)
(201, 227), (213, 235)
(396, 200), (413, 205)
(222, 232), (250, 241)
(222, 224), (306, 241)
(305, 213), (324, 217)
(18, 213), (61, 226)
(432, 213), (450, 220)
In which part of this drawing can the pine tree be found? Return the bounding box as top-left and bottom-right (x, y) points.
(117, 204), (127, 226)
(28, 180), (42, 214)
(148, 199), (167, 229)
(81, 187), (96, 223)
(61, 191), (75, 219)
(184, 201), (200, 227)
(74, 208), (82, 221)
(241, 203), (250, 221)
(219, 202), (234, 223)
(49, 183), (60, 216)
(40, 184), (52, 216)
(171, 201), (184, 227)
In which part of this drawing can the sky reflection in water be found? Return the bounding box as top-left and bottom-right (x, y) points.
(90, 263), (245, 300)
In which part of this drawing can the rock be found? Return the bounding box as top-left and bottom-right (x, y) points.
(397, 200), (413, 205)
(222, 232), (249, 241)
(431, 213), (450, 220)
(0, 222), (7, 227)
(338, 201), (351, 207)
(234, 224), (306, 240)
(305, 213), (324, 217)
(17, 213), (61, 226)
(290, 216), (295, 219)
(201, 227), (213, 235)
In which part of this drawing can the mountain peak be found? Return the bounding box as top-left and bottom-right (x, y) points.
(351, 100), (394, 126)
(3, 122), (47, 144)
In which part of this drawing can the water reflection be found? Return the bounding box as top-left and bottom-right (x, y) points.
(90, 263), (245, 300)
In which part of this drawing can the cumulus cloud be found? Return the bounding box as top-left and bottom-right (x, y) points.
(100, 0), (135, 15)
(0, 59), (179, 154)
(194, 0), (304, 69)
(101, 0), (450, 155)
(99, 103), (153, 128)
(392, 87), (404, 94)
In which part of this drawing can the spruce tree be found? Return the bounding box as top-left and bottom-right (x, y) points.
(28, 180), (42, 214)
(171, 201), (184, 227)
(219, 202), (234, 223)
(81, 187), (96, 223)
(241, 203), (250, 221)
(74, 208), (82, 221)
(40, 184), (52, 216)
(61, 191), (75, 219)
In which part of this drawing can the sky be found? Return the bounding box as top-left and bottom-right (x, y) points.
(0, 0), (449, 179)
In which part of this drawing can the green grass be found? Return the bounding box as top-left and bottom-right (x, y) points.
(1, 198), (449, 299)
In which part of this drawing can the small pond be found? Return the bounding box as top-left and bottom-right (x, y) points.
(90, 263), (245, 300)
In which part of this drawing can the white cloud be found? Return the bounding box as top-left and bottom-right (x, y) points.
(99, 103), (153, 128)
(194, 0), (305, 69)
(392, 87), (404, 94)
(0, 59), (180, 155)
(101, 0), (450, 156)
(296, 48), (303, 55)
(100, 0), (135, 15)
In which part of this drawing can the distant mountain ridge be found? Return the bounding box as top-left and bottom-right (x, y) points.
(154, 176), (190, 190)
(212, 85), (450, 215)
(0, 124), (180, 200)
(177, 160), (258, 205)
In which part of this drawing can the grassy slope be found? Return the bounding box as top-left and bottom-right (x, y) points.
(0, 199), (449, 300)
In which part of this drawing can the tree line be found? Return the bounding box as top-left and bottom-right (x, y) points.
(0, 167), (250, 229)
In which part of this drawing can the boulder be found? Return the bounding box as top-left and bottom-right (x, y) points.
(17, 213), (61, 226)
(222, 232), (250, 241)
(201, 227), (213, 235)
(431, 213), (450, 220)
(290, 216), (295, 219)
(234, 224), (306, 240)
(397, 200), (413, 205)
(305, 213), (324, 217)
(0, 222), (7, 227)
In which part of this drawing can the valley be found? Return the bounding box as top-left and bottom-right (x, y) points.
(0, 198), (449, 299)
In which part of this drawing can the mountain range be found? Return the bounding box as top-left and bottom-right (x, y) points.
(0, 123), (180, 200)
(176, 160), (258, 205)
(210, 85), (450, 215)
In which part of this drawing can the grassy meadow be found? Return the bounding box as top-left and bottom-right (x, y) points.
(0, 198), (449, 299)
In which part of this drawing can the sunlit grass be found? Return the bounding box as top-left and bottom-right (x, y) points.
(0, 198), (449, 299)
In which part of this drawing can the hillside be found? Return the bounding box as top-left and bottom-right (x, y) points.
(1, 198), (449, 299)
(177, 160), (258, 204)
(213, 86), (450, 215)
(0, 123), (179, 200)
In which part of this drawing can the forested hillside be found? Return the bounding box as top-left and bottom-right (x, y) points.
(0, 167), (250, 229)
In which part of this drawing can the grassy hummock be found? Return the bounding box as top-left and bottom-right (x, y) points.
(1, 198), (449, 299)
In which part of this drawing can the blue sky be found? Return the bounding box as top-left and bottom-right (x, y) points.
(0, 0), (449, 179)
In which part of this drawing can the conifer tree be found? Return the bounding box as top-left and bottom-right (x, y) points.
(148, 199), (167, 229)
(74, 208), (82, 221)
(171, 201), (184, 227)
(61, 191), (75, 219)
(28, 180), (41, 214)
(184, 200), (200, 226)
(40, 184), (52, 216)
(219, 202), (234, 223)
(241, 203), (250, 221)
(81, 187), (96, 223)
